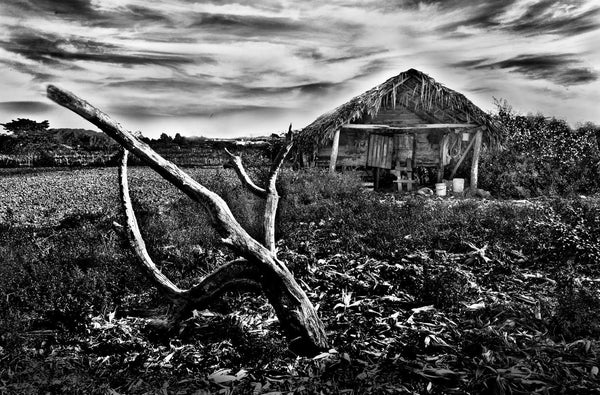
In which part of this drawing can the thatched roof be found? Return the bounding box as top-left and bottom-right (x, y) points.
(298, 68), (503, 149)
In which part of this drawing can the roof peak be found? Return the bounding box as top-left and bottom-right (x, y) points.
(298, 68), (503, 148)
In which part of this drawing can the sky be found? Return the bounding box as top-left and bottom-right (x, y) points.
(0, 0), (598, 138)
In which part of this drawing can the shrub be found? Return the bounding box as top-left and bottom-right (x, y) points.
(420, 263), (470, 309)
(0, 214), (146, 337)
(552, 267), (600, 339)
(480, 103), (600, 198)
(522, 198), (600, 270)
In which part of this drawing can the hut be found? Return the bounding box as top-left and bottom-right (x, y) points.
(296, 68), (502, 191)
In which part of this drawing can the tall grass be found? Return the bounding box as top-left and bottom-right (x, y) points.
(2, 168), (600, 347)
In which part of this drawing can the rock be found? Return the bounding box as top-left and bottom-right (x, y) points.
(474, 188), (492, 199)
(417, 187), (434, 196)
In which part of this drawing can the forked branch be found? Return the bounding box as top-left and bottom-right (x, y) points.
(119, 149), (261, 306)
(268, 125), (294, 186)
(225, 125), (294, 252)
(119, 149), (184, 299)
(49, 83), (328, 354)
(224, 148), (267, 199)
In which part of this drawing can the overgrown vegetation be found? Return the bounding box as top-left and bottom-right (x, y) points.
(2, 167), (600, 393)
(480, 101), (600, 198)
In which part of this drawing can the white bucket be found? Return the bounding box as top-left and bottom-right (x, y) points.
(452, 178), (465, 194)
(435, 183), (446, 197)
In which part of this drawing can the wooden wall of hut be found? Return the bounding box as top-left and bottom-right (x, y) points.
(315, 104), (442, 168)
(365, 105), (426, 127)
(315, 128), (370, 168)
(314, 104), (481, 172)
(315, 130), (444, 169)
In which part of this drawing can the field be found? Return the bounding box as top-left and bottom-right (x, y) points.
(1, 167), (600, 394)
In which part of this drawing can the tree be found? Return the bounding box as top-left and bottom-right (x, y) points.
(173, 132), (186, 145)
(158, 132), (173, 145)
(46, 85), (328, 356)
(1, 118), (49, 136)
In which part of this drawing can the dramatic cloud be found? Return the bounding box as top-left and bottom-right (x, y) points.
(0, 0), (598, 137)
(453, 54), (598, 86)
(505, 1), (600, 36)
(2, 30), (197, 68)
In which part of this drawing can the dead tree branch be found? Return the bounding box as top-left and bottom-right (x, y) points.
(264, 125), (294, 252)
(224, 148), (267, 199)
(118, 149), (184, 299)
(225, 125), (294, 252)
(48, 85), (328, 355)
(120, 148), (262, 296)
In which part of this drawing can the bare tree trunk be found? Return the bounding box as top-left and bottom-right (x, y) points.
(47, 85), (328, 355)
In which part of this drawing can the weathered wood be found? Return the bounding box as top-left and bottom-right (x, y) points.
(224, 148), (267, 199)
(264, 127), (293, 253)
(344, 123), (478, 130)
(47, 85), (328, 356)
(392, 160), (413, 192)
(366, 101), (426, 126)
(411, 133), (418, 168)
(120, 148), (262, 316)
(225, 126), (292, 252)
(449, 131), (477, 179)
(367, 134), (393, 169)
(118, 149), (184, 299)
(470, 129), (483, 190)
(328, 128), (341, 173)
(437, 134), (449, 182)
(318, 129), (440, 169)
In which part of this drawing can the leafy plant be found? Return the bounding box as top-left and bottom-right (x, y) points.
(552, 266), (600, 339)
(480, 102), (600, 197)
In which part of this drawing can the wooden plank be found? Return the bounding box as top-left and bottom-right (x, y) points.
(385, 136), (393, 169)
(366, 133), (394, 169)
(377, 135), (383, 165)
(373, 135), (380, 166)
(344, 123), (479, 130)
(367, 134), (375, 167)
(381, 136), (386, 168)
(375, 135), (381, 166)
(411, 133), (417, 168)
(438, 134), (449, 182)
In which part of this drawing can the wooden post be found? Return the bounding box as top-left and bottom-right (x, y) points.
(470, 129), (483, 191)
(437, 133), (448, 182)
(411, 133), (417, 169)
(329, 128), (341, 173)
(449, 130), (477, 179)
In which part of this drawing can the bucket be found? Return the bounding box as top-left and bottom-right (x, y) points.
(435, 183), (446, 197)
(452, 178), (465, 194)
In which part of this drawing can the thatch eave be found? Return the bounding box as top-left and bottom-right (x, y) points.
(297, 68), (504, 151)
